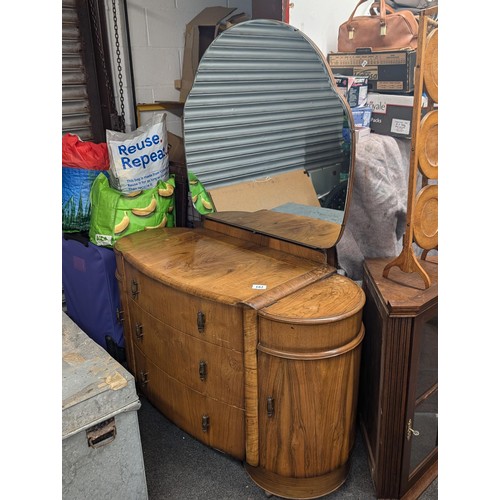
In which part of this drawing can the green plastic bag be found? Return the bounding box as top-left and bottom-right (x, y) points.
(188, 172), (215, 215)
(89, 173), (175, 247)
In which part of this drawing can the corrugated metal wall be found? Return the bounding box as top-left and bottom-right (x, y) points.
(183, 19), (347, 190)
(62, 0), (93, 140)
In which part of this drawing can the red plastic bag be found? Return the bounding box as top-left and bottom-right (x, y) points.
(62, 133), (109, 170)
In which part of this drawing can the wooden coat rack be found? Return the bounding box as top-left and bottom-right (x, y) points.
(383, 7), (438, 288)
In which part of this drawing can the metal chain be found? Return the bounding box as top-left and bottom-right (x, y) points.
(111, 0), (126, 131)
(88, 0), (125, 132)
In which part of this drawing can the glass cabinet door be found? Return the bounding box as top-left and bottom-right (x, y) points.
(402, 306), (438, 491)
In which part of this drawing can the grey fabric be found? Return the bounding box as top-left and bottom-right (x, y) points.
(385, 0), (438, 14)
(338, 134), (411, 281)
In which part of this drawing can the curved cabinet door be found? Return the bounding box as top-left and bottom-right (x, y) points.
(257, 352), (360, 478)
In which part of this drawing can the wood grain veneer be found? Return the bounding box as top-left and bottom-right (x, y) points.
(115, 227), (365, 499)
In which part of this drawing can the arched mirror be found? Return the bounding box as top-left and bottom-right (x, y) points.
(183, 19), (355, 250)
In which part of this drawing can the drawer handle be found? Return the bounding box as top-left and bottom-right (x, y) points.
(197, 311), (205, 333)
(267, 396), (275, 418)
(139, 371), (149, 387)
(201, 414), (210, 432)
(131, 279), (139, 299)
(116, 308), (124, 323)
(86, 418), (116, 449)
(199, 360), (207, 381)
(135, 322), (144, 340)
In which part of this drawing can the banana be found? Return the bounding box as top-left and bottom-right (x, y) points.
(145, 214), (167, 230)
(131, 198), (157, 216)
(114, 212), (130, 234)
(168, 205), (174, 213)
(123, 190), (142, 197)
(191, 194), (198, 203)
(158, 184), (174, 197)
(201, 197), (213, 210)
(189, 179), (198, 185)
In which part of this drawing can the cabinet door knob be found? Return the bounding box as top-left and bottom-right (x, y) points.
(135, 322), (144, 340)
(267, 396), (275, 418)
(197, 311), (206, 333)
(199, 360), (207, 381)
(202, 414), (210, 432)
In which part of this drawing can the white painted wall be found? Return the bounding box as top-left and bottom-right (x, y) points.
(106, 0), (251, 134)
(106, 0), (372, 134)
(289, 0), (372, 56)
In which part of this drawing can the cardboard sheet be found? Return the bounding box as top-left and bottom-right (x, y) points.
(208, 170), (321, 212)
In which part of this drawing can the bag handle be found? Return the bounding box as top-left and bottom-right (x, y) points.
(347, 0), (390, 36)
(369, 2), (396, 16)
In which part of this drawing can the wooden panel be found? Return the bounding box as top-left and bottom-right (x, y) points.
(357, 280), (383, 475)
(259, 274), (364, 355)
(207, 210), (342, 249)
(360, 266), (415, 498)
(203, 217), (328, 264)
(129, 301), (244, 408)
(367, 256), (438, 315)
(123, 262), (244, 351)
(243, 307), (260, 466)
(259, 317), (363, 359)
(132, 345), (149, 398)
(377, 316), (413, 497)
(259, 274), (364, 323)
(257, 345), (362, 478)
(114, 252), (137, 377)
(245, 462), (349, 500)
(136, 346), (246, 460)
(115, 226), (326, 305)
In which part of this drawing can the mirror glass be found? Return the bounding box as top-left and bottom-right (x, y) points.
(183, 19), (355, 250)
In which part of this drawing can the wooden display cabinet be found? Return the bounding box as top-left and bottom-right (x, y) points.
(359, 257), (438, 499)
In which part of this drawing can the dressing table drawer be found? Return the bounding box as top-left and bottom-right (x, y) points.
(134, 346), (245, 460)
(128, 301), (244, 408)
(123, 262), (243, 352)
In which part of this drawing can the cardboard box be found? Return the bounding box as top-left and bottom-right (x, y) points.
(351, 106), (372, 128)
(167, 132), (185, 164)
(328, 49), (417, 94)
(334, 75), (369, 108)
(366, 92), (428, 139)
(178, 7), (248, 102)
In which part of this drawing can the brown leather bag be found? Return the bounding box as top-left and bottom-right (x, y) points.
(338, 0), (419, 52)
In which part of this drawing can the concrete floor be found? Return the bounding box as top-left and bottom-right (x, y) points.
(137, 397), (438, 500)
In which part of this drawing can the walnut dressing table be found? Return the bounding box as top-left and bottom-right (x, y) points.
(114, 221), (365, 498)
(115, 19), (367, 499)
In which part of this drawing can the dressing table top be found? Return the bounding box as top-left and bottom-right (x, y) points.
(114, 226), (335, 306)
